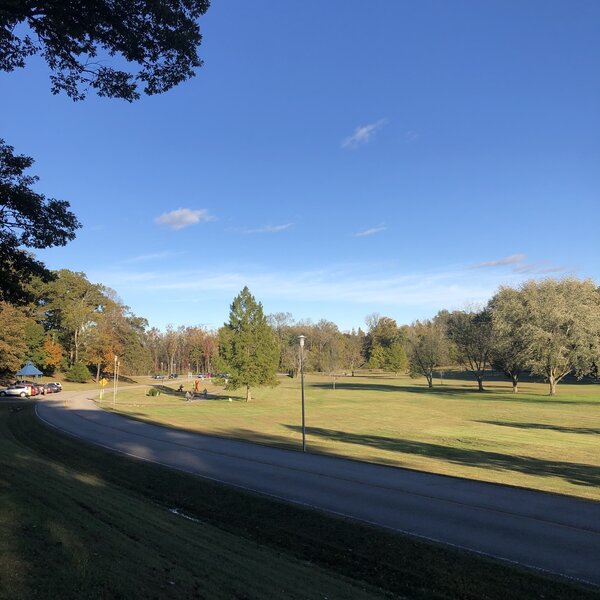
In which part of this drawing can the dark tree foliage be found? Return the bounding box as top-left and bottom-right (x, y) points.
(0, 139), (81, 303)
(0, 0), (210, 101)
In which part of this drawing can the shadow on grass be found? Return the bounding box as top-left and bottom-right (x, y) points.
(478, 421), (600, 435)
(309, 382), (477, 395)
(283, 425), (600, 489)
(115, 375), (138, 384)
(309, 382), (600, 405)
(150, 384), (185, 398)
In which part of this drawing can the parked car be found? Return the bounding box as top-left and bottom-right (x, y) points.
(15, 380), (42, 395)
(49, 381), (62, 391)
(168, 373), (179, 379)
(43, 383), (61, 394)
(0, 385), (33, 397)
(151, 374), (165, 379)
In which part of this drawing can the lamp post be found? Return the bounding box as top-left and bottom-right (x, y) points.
(298, 335), (306, 452)
(115, 358), (120, 404)
(113, 355), (117, 405)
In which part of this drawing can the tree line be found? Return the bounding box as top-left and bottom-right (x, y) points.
(1, 272), (598, 396)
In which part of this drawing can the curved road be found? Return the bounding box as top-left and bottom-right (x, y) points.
(36, 391), (600, 587)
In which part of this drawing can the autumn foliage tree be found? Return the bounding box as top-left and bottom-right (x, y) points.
(42, 337), (64, 374)
(0, 301), (31, 374)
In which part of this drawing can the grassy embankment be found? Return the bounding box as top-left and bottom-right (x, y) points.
(96, 372), (600, 500)
(1, 401), (599, 600)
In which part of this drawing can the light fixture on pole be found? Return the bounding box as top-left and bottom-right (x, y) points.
(298, 335), (306, 452)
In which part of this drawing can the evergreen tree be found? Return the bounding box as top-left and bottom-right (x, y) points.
(219, 287), (279, 402)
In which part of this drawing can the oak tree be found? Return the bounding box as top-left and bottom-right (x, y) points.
(519, 278), (600, 395)
(447, 309), (494, 392)
(0, 0), (209, 101)
(0, 140), (80, 303)
(406, 319), (449, 388)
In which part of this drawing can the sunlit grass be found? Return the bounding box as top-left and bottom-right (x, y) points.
(99, 373), (600, 500)
(2, 403), (597, 600)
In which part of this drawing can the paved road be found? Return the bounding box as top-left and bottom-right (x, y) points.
(36, 391), (600, 586)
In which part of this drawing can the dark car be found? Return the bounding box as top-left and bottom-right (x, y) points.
(43, 383), (61, 394)
(168, 373), (179, 379)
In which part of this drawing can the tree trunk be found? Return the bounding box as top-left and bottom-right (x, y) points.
(511, 375), (518, 393)
(246, 384), (251, 402)
(549, 376), (557, 396)
(426, 373), (433, 388)
(477, 375), (484, 392)
(95, 362), (101, 383)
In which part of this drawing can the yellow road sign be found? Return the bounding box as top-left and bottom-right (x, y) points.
(100, 378), (109, 387)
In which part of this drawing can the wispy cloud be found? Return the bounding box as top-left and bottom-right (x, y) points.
(513, 262), (568, 275)
(471, 253), (570, 276)
(404, 130), (419, 142)
(155, 208), (216, 230)
(341, 119), (388, 149)
(88, 259), (588, 332)
(355, 225), (386, 237)
(242, 223), (294, 234)
(91, 262), (516, 311)
(124, 251), (183, 264)
(472, 254), (526, 269)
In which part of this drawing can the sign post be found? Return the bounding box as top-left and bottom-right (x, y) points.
(99, 377), (108, 400)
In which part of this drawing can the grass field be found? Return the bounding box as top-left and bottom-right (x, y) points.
(96, 372), (600, 500)
(2, 401), (599, 600)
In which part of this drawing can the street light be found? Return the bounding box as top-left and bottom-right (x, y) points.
(113, 355), (117, 405)
(298, 335), (306, 452)
(115, 359), (120, 404)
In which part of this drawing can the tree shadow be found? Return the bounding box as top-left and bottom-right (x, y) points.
(151, 385), (184, 398)
(283, 425), (600, 489)
(309, 382), (477, 396)
(115, 375), (138, 384)
(477, 421), (600, 435)
(308, 382), (599, 405)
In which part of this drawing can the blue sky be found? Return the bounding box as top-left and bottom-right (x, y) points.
(2, 0), (599, 331)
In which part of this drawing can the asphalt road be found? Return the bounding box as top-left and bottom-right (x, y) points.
(36, 390), (600, 586)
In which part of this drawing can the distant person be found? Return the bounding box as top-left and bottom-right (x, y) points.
(185, 391), (192, 402)
(177, 384), (184, 392)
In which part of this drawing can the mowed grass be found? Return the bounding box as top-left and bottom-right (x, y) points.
(2, 402), (599, 600)
(98, 373), (600, 500)
(0, 403), (388, 600)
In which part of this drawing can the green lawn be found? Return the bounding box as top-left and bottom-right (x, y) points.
(98, 373), (600, 500)
(2, 402), (598, 600)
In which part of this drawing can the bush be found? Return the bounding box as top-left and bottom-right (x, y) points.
(146, 387), (160, 397)
(65, 362), (91, 383)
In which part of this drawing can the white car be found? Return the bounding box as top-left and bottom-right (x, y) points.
(0, 385), (33, 397)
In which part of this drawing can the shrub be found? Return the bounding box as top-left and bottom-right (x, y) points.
(65, 362), (91, 383)
(146, 387), (160, 397)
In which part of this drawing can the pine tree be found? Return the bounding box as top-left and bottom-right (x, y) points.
(219, 287), (279, 402)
